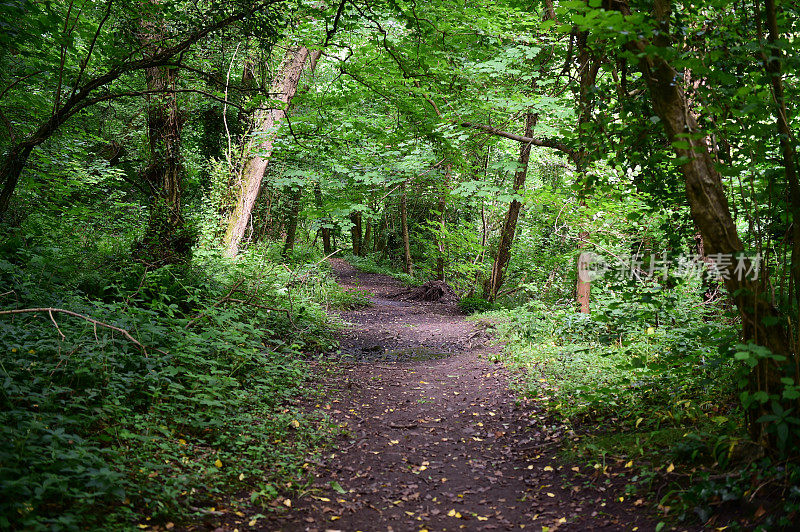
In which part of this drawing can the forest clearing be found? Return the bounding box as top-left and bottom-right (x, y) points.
(1, 0), (799, 530)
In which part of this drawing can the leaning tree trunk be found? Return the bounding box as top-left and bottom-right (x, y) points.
(224, 46), (318, 257)
(487, 112), (537, 301)
(625, 0), (796, 445)
(400, 181), (413, 276)
(0, 145), (34, 222)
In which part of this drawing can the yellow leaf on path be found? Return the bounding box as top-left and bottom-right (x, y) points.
(283, 498), (291, 507)
(546, 493), (555, 497)
(625, 460), (634, 468)
(239, 473), (245, 481)
(234, 511), (245, 517)
(543, 466), (554, 471)
(556, 517), (567, 524)
(571, 466), (580, 472)
(389, 440), (399, 445)
(248, 519), (257, 526)
(331, 516), (340, 520)
(214, 459), (223, 468)
(477, 516), (489, 521)
(666, 463), (675, 473)
(165, 523), (174, 530)
(178, 439), (187, 445)
(636, 418), (644, 428)
(290, 419), (300, 428)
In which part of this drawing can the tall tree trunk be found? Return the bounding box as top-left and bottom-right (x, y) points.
(224, 46), (317, 257)
(759, 0), (800, 318)
(314, 182), (332, 254)
(282, 186), (303, 256)
(363, 220), (371, 256)
(376, 214), (387, 254)
(487, 112), (537, 301)
(139, 63), (188, 261)
(574, 32), (600, 313)
(436, 165), (451, 282)
(623, 0), (795, 444)
(350, 211), (363, 256)
(136, 11), (190, 263)
(400, 181), (413, 275)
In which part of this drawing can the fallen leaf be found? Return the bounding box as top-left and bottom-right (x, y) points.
(214, 459), (223, 468)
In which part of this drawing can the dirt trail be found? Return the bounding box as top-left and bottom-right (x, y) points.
(269, 260), (658, 531)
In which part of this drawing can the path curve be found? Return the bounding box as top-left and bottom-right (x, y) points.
(271, 260), (657, 531)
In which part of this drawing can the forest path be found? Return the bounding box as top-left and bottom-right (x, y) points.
(268, 260), (657, 531)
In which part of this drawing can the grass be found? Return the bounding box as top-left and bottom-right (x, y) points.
(343, 253), (419, 286)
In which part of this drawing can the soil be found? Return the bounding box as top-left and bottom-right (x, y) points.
(204, 260), (665, 531)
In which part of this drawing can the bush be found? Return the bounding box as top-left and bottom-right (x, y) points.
(458, 295), (496, 314)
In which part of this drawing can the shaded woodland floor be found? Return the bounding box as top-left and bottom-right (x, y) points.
(210, 261), (671, 531)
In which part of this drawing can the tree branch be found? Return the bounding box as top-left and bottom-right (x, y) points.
(0, 308), (151, 356)
(460, 122), (577, 162)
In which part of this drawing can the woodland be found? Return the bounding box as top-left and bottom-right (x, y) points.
(1, 0), (800, 529)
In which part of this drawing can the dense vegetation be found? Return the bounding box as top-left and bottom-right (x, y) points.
(1, 0), (799, 529)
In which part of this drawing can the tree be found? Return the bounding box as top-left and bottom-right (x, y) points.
(0, 1), (273, 222)
(223, 44), (320, 257)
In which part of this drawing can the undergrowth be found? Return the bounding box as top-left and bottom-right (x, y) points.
(0, 234), (356, 530)
(480, 276), (800, 529)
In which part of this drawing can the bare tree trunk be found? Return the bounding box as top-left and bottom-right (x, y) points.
(401, 181), (413, 275)
(363, 220), (372, 256)
(314, 182), (332, 254)
(350, 211), (363, 256)
(759, 0), (800, 318)
(436, 165), (451, 282)
(376, 214), (387, 254)
(623, 0), (795, 444)
(282, 186), (302, 256)
(224, 46), (318, 257)
(574, 33), (600, 313)
(487, 112), (537, 301)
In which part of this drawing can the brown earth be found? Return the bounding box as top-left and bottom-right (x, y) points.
(203, 260), (666, 531)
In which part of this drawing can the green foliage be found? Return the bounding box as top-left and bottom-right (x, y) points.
(0, 231), (344, 530)
(458, 295), (496, 314)
(488, 274), (738, 429)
